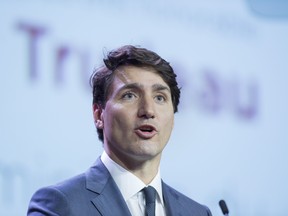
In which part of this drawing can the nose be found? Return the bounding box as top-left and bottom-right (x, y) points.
(137, 95), (155, 119)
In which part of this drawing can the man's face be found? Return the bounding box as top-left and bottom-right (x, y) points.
(95, 66), (174, 166)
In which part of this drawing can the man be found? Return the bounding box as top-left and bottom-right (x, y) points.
(27, 45), (212, 216)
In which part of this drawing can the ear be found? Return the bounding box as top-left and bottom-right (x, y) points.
(93, 104), (104, 129)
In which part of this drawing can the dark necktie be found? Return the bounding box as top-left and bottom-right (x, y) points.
(143, 186), (157, 216)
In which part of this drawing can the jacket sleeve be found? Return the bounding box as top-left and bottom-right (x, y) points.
(205, 205), (213, 216)
(27, 186), (70, 216)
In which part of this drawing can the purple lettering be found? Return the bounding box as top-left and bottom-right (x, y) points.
(233, 81), (258, 119)
(198, 69), (223, 113)
(18, 22), (46, 80)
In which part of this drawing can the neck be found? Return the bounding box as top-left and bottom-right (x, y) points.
(106, 149), (161, 185)
(129, 160), (160, 185)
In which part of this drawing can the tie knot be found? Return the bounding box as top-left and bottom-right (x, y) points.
(143, 186), (157, 204)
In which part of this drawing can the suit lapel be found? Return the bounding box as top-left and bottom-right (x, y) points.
(85, 158), (132, 216)
(162, 181), (182, 216)
(162, 181), (212, 216)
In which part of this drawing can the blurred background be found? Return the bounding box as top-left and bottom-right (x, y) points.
(1, 0), (288, 215)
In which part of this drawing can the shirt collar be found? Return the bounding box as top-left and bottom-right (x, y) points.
(101, 151), (164, 205)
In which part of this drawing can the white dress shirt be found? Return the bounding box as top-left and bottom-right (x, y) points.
(101, 151), (166, 216)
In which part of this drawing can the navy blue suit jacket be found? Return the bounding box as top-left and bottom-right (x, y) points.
(28, 158), (212, 216)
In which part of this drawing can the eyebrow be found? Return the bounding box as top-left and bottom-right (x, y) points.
(151, 83), (170, 93)
(117, 83), (170, 93)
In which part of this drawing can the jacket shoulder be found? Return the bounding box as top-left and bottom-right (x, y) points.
(162, 182), (212, 216)
(28, 158), (110, 215)
(27, 173), (87, 215)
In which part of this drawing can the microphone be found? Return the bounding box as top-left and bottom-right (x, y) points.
(219, 199), (229, 216)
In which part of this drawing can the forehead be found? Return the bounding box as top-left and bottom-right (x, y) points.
(111, 65), (169, 89)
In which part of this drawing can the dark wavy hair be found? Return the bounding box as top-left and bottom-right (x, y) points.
(90, 45), (181, 142)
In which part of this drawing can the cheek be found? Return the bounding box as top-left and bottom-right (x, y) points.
(167, 118), (174, 134)
(162, 114), (174, 136)
(165, 110), (174, 126)
(104, 107), (132, 132)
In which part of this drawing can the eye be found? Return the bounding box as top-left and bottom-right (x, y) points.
(122, 92), (137, 100)
(155, 95), (166, 103)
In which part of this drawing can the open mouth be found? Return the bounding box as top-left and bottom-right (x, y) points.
(139, 126), (154, 132)
(135, 125), (157, 139)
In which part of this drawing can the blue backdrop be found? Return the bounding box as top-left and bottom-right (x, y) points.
(1, 1), (288, 215)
